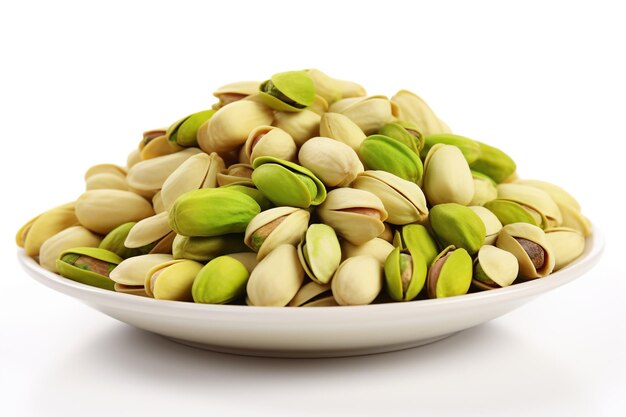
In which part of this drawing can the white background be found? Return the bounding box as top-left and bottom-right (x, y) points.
(1, 1), (625, 416)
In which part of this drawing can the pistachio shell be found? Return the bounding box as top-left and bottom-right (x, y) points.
(427, 246), (473, 298)
(545, 227), (585, 270)
(429, 203), (486, 256)
(351, 170), (428, 225)
(221, 184), (274, 211)
(421, 134), (481, 164)
(298, 137), (364, 187)
(145, 259), (203, 301)
(469, 141), (517, 183)
(124, 211), (171, 248)
(289, 281), (335, 307)
(216, 163), (254, 187)
(110, 254), (174, 286)
(127, 147), (202, 192)
(140, 135), (182, 160)
(514, 179), (581, 212)
(483, 199), (540, 227)
(140, 129), (167, 150)
(152, 191), (165, 213)
(340, 238), (395, 266)
(126, 148), (142, 169)
(319, 112), (366, 153)
(273, 109), (320, 146)
(423, 144), (474, 205)
(244, 125), (297, 163)
(149, 231), (176, 254)
(39, 226), (102, 273)
(559, 203), (592, 237)
(360, 135), (423, 184)
(469, 206), (503, 245)
(391, 90), (450, 136)
(329, 96), (395, 134)
(244, 206), (310, 260)
(331, 255), (382, 306)
(384, 246), (427, 301)
(473, 245), (519, 288)
(496, 223), (555, 279)
(379, 121), (424, 154)
(258, 71), (315, 111)
(172, 233), (248, 262)
(17, 202), (79, 257)
(213, 81), (260, 108)
(84, 164), (126, 180)
(224, 252), (259, 274)
(400, 224), (439, 267)
(379, 223), (395, 243)
(246, 244), (304, 307)
(497, 183), (562, 227)
(56, 247), (122, 291)
(297, 224), (341, 285)
(168, 188), (261, 237)
(317, 188), (388, 245)
(76, 189), (155, 235)
(306, 69), (343, 104)
(197, 100), (274, 153)
(166, 109), (215, 147)
(99, 222), (154, 259)
(85, 172), (129, 191)
(192, 256), (250, 304)
(469, 171), (498, 206)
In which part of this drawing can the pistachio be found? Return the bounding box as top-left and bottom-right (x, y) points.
(16, 202), (79, 257)
(297, 224), (341, 285)
(341, 238), (395, 266)
(56, 247), (122, 290)
(483, 199), (540, 227)
(360, 134), (424, 184)
(469, 141), (517, 183)
(244, 125), (297, 164)
(192, 256), (250, 304)
(473, 245), (519, 290)
(139, 129), (167, 150)
(258, 70), (315, 111)
(221, 184), (274, 211)
(39, 226), (102, 273)
(99, 222), (153, 259)
(514, 179), (581, 212)
(384, 246), (427, 302)
(273, 109), (321, 147)
(298, 136), (364, 187)
(168, 188), (261, 237)
(331, 255), (383, 306)
(110, 253), (174, 290)
(400, 224), (439, 267)
(225, 252), (259, 274)
(244, 206), (310, 260)
(429, 203), (486, 256)
(172, 233), (248, 262)
(166, 110), (215, 147)
(379, 223), (395, 243)
(469, 206), (503, 245)
(216, 163), (254, 187)
(421, 133), (481, 164)
(497, 183), (562, 228)
(423, 144), (474, 205)
(212, 81), (260, 109)
(329, 96), (395, 134)
(126, 148), (142, 169)
(84, 164), (126, 180)
(126, 147), (202, 192)
(496, 223), (555, 279)
(140, 134), (182, 160)
(559, 203), (593, 237)
(545, 227), (586, 271)
(124, 212), (171, 249)
(289, 281), (337, 307)
(379, 121), (424, 154)
(85, 172), (129, 191)
(427, 246), (473, 298)
(391, 90), (450, 136)
(319, 112), (367, 153)
(145, 259), (203, 301)
(469, 171), (498, 206)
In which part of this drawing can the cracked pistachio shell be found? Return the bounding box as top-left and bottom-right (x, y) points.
(216, 163), (254, 187)
(514, 179), (581, 212)
(172, 233), (248, 262)
(273, 109), (321, 146)
(341, 238), (395, 266)
(429, 203), (486, 256)
(139, 129), (167, 150)
(244, 206), (310, 260)
(126, 147), (202, 192)
(497, 183), (562, 228)
(423, 144), (474, 205)
(251, 156), (326, 208)
(306, 69), (342, 104)
(99, 222), (153, 259)
(427, 246), (473, 298)
(76, 189), (155, 235)
(17, 202), (79, 257)
(56, 247), (122, 291)
(168, 187), (261, 237)
(85, 172), (129, 191)
(297, 224), (341, 285)
(246, 244), (304, 307)
(351, 170), (428, 225)
(258, 70), (315, 111)
(332, 255), (383, 306)
(140, 134), (182, 160)
(160, 152), (224, 210)
(212, 81), (260, 109)
(496, 223), (555, 279)
(166, 109), (215, 147)
(469, 206), (503, 245)
(421, 134), (481, 164)
(473, 245), (519, 289)
(469, 171), (498, 206)
(220, 184), (273, 211)
(360, 134), (423, 184)
(289, 281), (336, 307)
(391, 90), (451, 136)
(319, 112), (366, 153)
(197, 100), (274, 153)
(379, 121), (424, 154)
(124, 211), (171, 248)
(545, 227), (585, 271)
(384, 246), (427, 302)
(192, 256), (250, 304)
(469, 141), (517, 183)
(145, 259), (203, 301)
(244, 125), (297, 163)
(329, 95), (396, 135)
(318, 188), (388, 245)
(110, 254), (173, 286)
(39, 226), (102, 273)
(483, 199), (540, 227)
(400, 224), (439, 267)
(298, 136), (364, 187)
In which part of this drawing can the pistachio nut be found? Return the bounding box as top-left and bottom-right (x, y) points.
(39, 226), (102, 273)
(379, 222), (395, 243)
(329, 95), (396, 135)
(212, 80), (260, 109)
(496, 223), (555, 279)
(421, 133), (481, 164)
(16, 202), (79, 257)
(246, 244), (304, 307)
(273, 109), (321, 147)
(360, 134), (423, 184)
(84, 163), (126, 180)
(545, 227), (585, 271)
(497, 183), (562, 228)
(472, 245), (519, 290)
(216, 163), (254, 187)
(75, 189), (155, 234)
(244, 125), (297, 163)
(423, 144), (474, 205)
(258, 70), (315, 111)
(469, 141), (517, 183)
(427, 246), (473, 298)
(172, 232), (246, 261)
(145, 259), (203, 301)
(197, 99), (274, 153)
(126, 147), (202, 192)
(334, 77), (367, 99)
(390, 90), (450, 136)
(99, 222), (153, 259)
(319, 112), (366, 153)
(110, 253), (174, 293)
(85, 172), (129, 191)
(317, 188), (388, 245)
(559, 203), (592, 237)
(341, 238), (395, 266)
(251, 156), (326, 208)
(429, 203), (486, 256)
(56, 247), (122, 291)
(289, 281), (337, 307)
(126, 148), (142, 169)
(192, 256), (250, 304)
(160, 152), (225, 210)
(384, 245), (427, 302)
(351, 170), (428, 225)
(514, 179), (581, 212)
(220, 184), (273, 211)
(400, 224), (439, 267)
(140, 134), (183, 160)
(298, 136), (364, 187)
(469, 206), (503, 245)
(379, 121), (424, 154)
(149, 231), (176, 254)
(469, 171), (498, 206)
(483, 199), (540, 227)
(124, 211), (171, 248)
(168, 187), (261, 237)
(297, 224), (341, 285)
(331, 255), (383, 306)
(139, 129), (167, 150)
(304, 69), (341, 103)
(244, 206), (310, 260)
(152, 191), (165, 213)
(309, 94), (330, 115)
(166, 109), (215, 147)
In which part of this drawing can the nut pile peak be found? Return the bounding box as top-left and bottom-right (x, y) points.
(17, 69), (592, 306)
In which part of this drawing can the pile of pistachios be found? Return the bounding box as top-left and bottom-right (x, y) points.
(16, 69), (592, 306)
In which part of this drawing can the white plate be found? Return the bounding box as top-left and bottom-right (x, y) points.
(18, 230), (604, 358)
